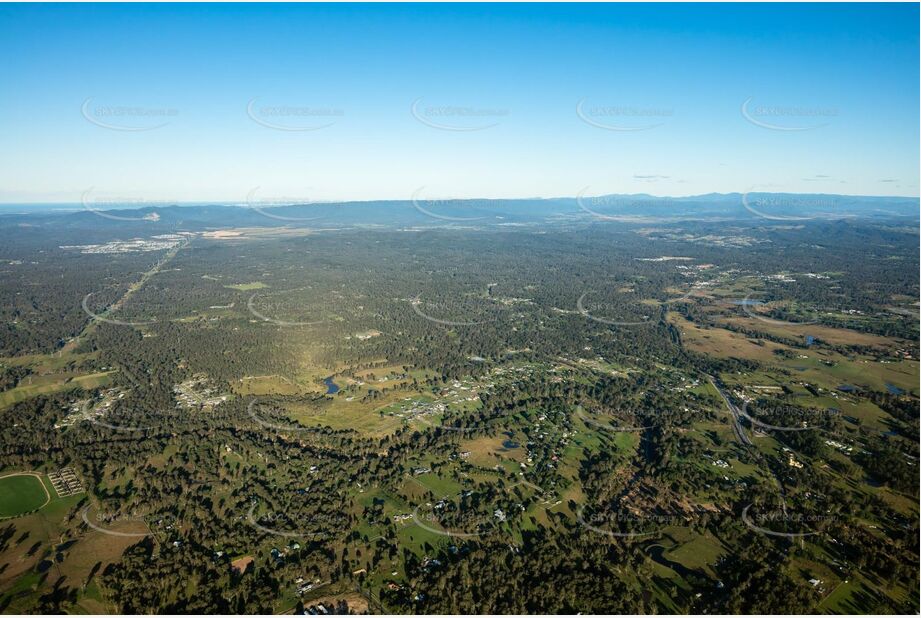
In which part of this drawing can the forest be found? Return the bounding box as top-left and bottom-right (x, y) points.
(0, 210), (917, 614)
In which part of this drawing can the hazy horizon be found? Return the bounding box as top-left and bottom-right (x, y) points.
(1, 189), (919, 209)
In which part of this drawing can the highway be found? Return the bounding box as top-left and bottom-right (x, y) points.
(706, 374), (791, 511)
(706, 374), (753, 446)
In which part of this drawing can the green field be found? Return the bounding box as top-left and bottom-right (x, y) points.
(0, 474), (49, 518)
(0, 370), (115, 409)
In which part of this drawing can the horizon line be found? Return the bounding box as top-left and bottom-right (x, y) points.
(1, 189), (919, 207)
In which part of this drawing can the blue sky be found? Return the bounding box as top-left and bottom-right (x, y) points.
(0, 2), (917, 203)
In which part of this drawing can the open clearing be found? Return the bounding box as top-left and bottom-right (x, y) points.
(719, 314), (909, 348)
(224, 281), (268, 291)
(283, 390), (413, 437)
(669, 313), (918, 394)
(0, 494), (138, 613)
(0, 370), (115, 409)
(0, 473), (49, 518)
(668, 313), (789, 362)
(234, 374), (308, 396)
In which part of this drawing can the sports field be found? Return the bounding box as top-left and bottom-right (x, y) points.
(0, 474), (49, 518)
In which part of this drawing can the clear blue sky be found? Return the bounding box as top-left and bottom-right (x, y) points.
(0, 2), (917, 203)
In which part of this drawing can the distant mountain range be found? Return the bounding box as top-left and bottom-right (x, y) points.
(0, 193), (917, 241)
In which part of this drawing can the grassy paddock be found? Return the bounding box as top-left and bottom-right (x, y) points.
(0, 473), (49, 518)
